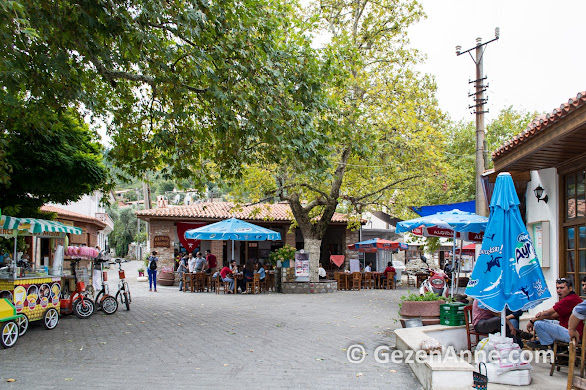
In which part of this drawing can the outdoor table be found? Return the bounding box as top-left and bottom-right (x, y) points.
(232, 273), (243, 294)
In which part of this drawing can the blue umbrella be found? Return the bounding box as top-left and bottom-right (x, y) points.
(396, 209), (488, 296)
(184, 218), (281, 261)
(466, 172), (551, 336)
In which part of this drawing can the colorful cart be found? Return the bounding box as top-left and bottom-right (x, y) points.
(0, 298), (24, 348)
(0, 213), (82, 336)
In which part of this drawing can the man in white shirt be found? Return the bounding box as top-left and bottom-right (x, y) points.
(187, 253), (196, 273)
(364, 262), (372, 272)
(318, 263), (326, 279)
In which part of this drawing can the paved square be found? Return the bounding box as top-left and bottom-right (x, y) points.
(0, 261), (421, 389)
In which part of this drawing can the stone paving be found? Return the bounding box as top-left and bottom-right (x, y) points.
(0, 261), (422, 389)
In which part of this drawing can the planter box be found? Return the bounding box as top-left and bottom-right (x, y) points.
(400, 300), (445, 328)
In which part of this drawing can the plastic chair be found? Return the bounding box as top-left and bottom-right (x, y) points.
(463, 305), (488, 351)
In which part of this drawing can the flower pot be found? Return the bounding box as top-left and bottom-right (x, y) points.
(399, 300), (445, 327)
(138, 271), (144, 277)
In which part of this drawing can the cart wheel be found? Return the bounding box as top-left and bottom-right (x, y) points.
(73, 298), (94, 319)
(16, 314), (28, 336)
(1, 321), (19, 348)
(43, 308), (59, 329)
(101, 296), (118, 315)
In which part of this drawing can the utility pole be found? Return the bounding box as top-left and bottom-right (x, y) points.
(456, 28), (499, 217)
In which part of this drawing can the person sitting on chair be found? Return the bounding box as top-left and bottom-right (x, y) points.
(364, 262), (372, 273)
(318, 263), (327, 280)
(220, 262), (235, 293)
(472, 299), (531, 346)
(565, 277), (586, 341)
(526, 277), (583, 349)
(381, 262), (396, 281)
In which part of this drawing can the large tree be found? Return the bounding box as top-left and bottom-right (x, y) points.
(230, 0), (448, 281)
(1, 0), (329, 182)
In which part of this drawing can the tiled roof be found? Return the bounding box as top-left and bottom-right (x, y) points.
(492, 91), (586, 159)
(41, 205), (107, 229)
(135, 201), (349, 223)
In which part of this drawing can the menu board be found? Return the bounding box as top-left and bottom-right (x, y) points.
(295, 251), (310, 282)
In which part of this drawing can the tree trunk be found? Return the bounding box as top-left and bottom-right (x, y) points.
(305, 237), (322, 282)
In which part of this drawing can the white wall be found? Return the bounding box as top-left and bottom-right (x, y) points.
(524, 168), (559, 314)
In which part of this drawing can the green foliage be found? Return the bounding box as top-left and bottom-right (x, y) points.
(108, 206), (139, 257)
(268, 244), (296, 266)
(400, 291), (447, 302)
(0, 105), (112, 215)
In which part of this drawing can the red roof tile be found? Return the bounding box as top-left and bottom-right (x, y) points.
(41, 205), (107, 229)
(135, 201), (349, 223)
(492, 91), (586, 159)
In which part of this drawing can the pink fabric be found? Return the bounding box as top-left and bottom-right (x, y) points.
(330, 255), (345, 267)
(472, 299), (495, 326)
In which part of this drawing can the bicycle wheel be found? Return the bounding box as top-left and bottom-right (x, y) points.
(1, 321), (18, 348)
(43, 308), (59, 330)
(124, 282), (131, 304)
(101, 295), (118, 315)
(16, 314), (28, 336)
(73, 298), (94, 319)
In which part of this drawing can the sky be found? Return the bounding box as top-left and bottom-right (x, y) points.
(408, 0), (586, 123)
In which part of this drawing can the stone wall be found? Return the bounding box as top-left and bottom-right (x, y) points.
(282, 281), (337, 294)
(344, 229), (360, 270)
(149, 220), (175, 268)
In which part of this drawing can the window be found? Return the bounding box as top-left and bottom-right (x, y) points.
(563, 170), (586, 295)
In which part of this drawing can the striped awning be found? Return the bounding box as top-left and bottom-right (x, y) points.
(0, 215), (82, 235)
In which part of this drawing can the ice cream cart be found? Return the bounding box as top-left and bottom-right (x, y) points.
(0, 213), (82, 335)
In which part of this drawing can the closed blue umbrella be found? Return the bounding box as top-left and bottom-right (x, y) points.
(466, 172), (551, 336)
(185, 218), (281, 261)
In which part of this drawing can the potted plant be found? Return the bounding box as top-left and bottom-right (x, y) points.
(137, 267), (145, 277)
(269, 244), (296, 268)
(398, 291), (447, 328)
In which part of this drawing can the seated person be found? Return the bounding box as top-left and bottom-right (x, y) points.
(318, 263), (326, 280)
(220, 262), (235, 293)
(254, 262), (266, 280)
(568, 277), (586, 340)
(381, 262), (396, 280)
(526, 277), (584, 349)
(364, 262), (372, 273)
(472, 300), (529, 346)
(238, 262), (255, 293)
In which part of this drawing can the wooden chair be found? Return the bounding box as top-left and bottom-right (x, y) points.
(214, 276), (224, 294)
(334, 272), (347, 290)
(382, 272), (396, 289)
(363, 272), (373, 289)
(183, 273), (195, 293)
(406, 272), (416, 287)
(351, 272), (362, 290)
(246, 273), (260, 294)
(193, 272), (206, 292)
(568, 339), (586, 389)
(463, 305), (488, 351)
(266, 272), (275, 292)
(551, 322), (586, 377)
(259, 275), (268, 293)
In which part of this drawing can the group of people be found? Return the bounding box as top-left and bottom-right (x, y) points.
(472, 276), (586, 349)
(217, 260), (266, 294)
(175, 249), (218, 291)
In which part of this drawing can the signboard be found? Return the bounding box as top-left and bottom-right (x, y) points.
(154, 235), (170, 248)
(295, 251), (309, 282)
(412, 226), (484, 242)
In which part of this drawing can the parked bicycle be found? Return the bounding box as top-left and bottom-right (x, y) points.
(111, 259), (131, 311)
(60, 259), (95, 319)
(93, 259), (118, 315)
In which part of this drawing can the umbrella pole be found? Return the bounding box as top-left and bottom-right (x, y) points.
(231, 240), (235, 262)
(451, 231), (456, 297)
(501, 310), (506, 338)
(13, 236), (17, 279)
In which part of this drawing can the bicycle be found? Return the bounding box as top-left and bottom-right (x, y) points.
(93, 259), (118, 315)
(111, 259), (131, 311)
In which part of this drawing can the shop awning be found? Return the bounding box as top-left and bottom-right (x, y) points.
(0, 214), (82, 236)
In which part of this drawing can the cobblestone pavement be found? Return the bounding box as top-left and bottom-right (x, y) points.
(0, 261), (422, 389)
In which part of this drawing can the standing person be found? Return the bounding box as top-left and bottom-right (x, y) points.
(526, 277), (583, 349)
(206, 249), (217, 275)
(147, 251), (158, 292)
(177, 255), (189, 292)
(194, 252), (206, 272)
(187, 253), (196, 273)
